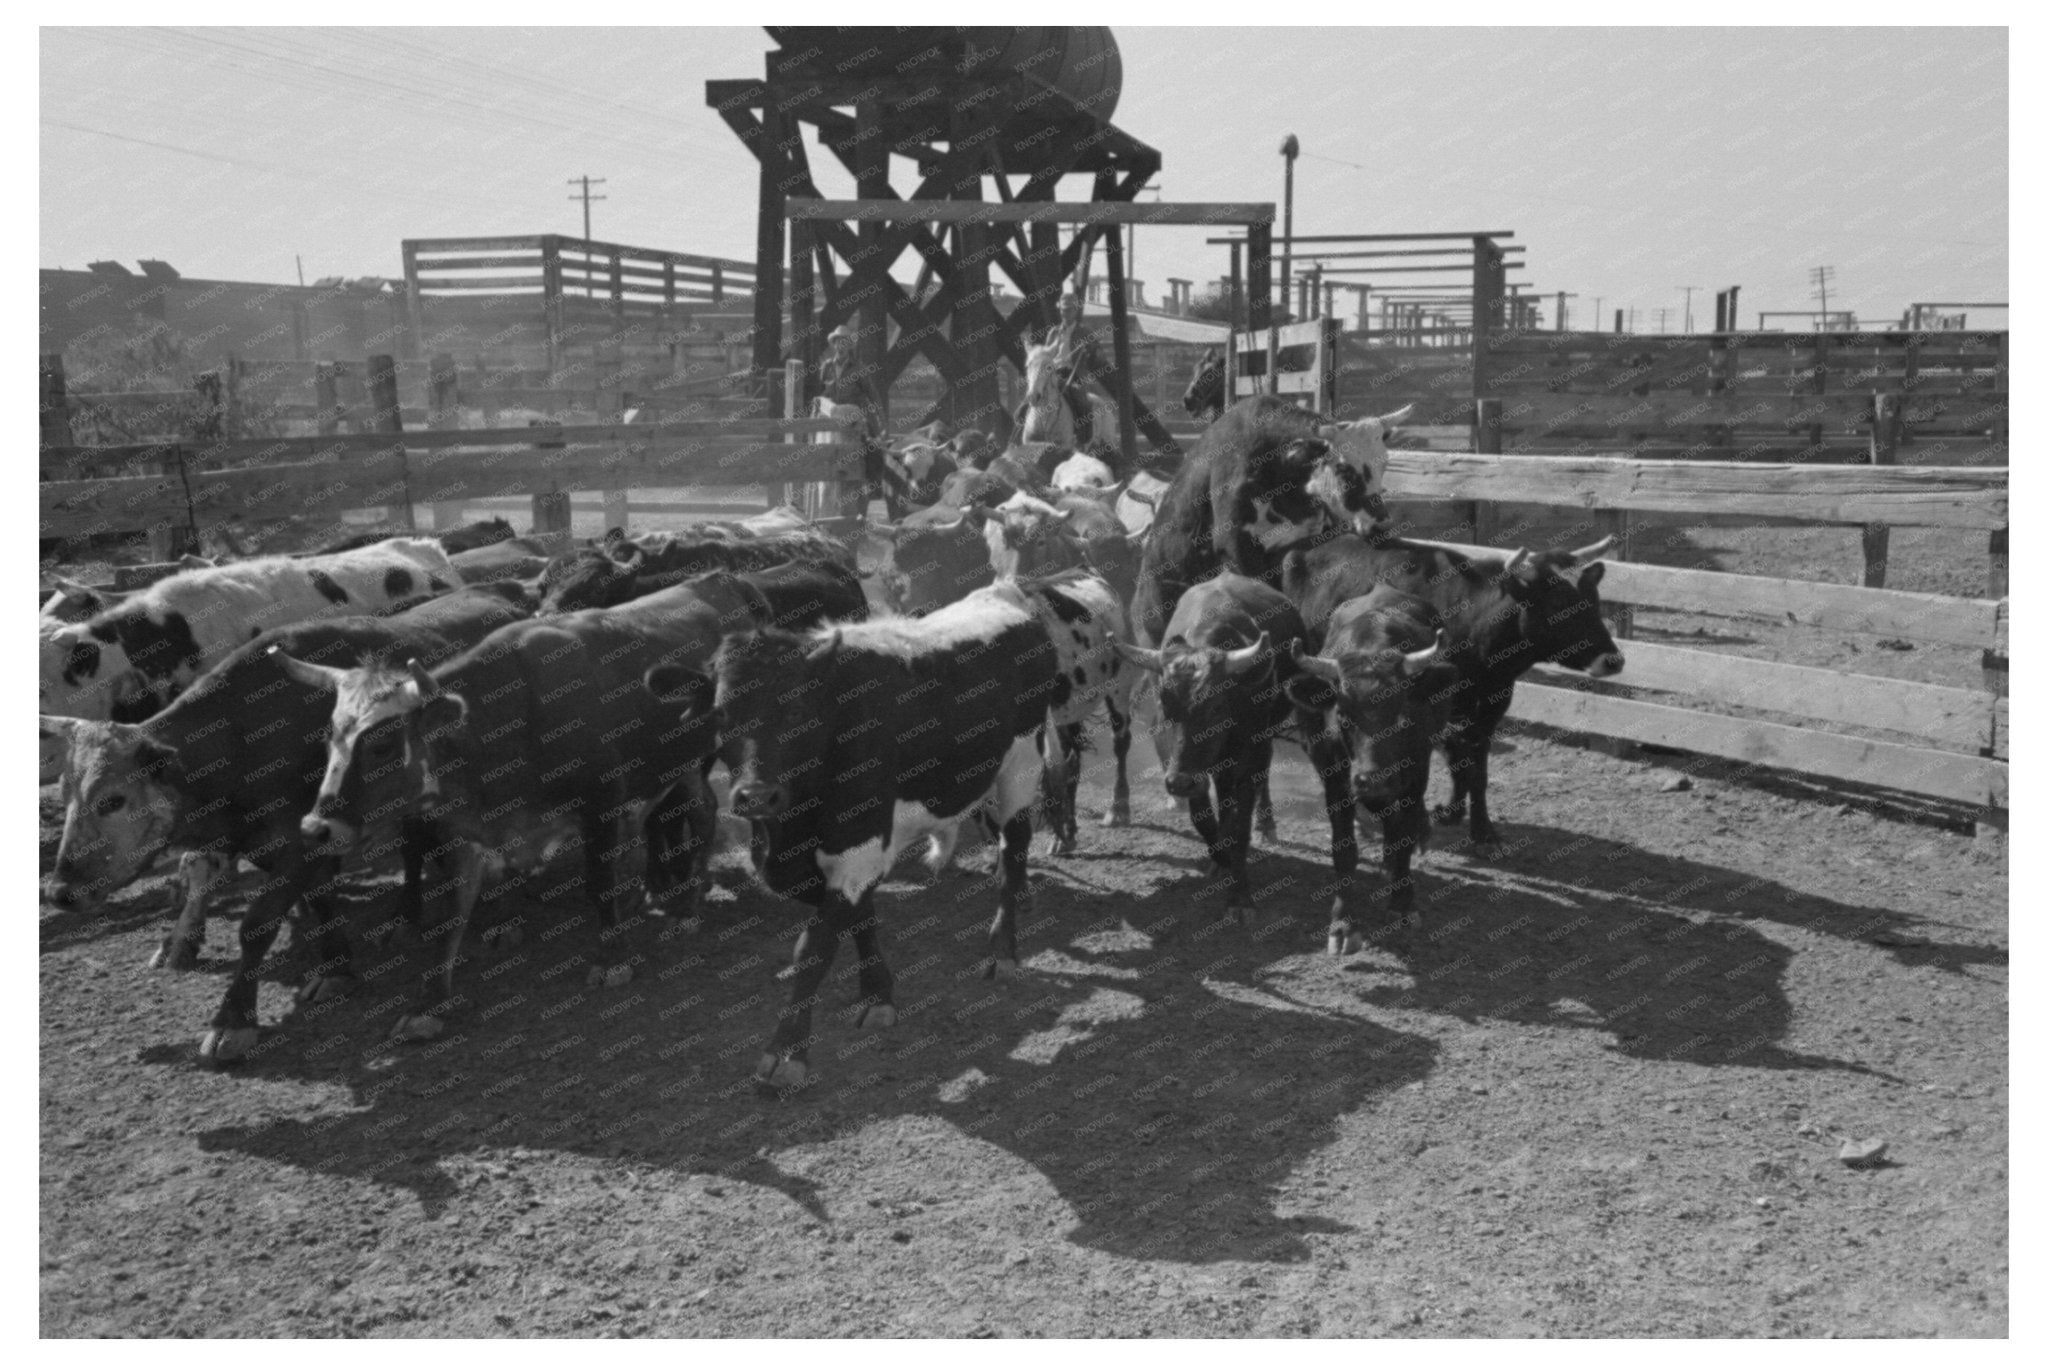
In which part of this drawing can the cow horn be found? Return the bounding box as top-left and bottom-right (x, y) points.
(1505, 548), (1532, 576)
(268, 646), (342, 690)
(178, 553), (214, 569)
(1375, 402), (1417, 426)
(50, 575), (97, 603)
(1288, 638), (1342, 683)
(806, 629), (842, 663)
(407, 658), (440, 697)
(1113, 641), (1165, 673)
(867, 522), (901, 542)
(1221, 632), (1272, 675)
(1123, 486), (1157, 507)
(1568, 534), (1617, 565)
(1402, 630), (1445, 674)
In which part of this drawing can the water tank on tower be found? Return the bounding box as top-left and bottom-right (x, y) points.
(763, 28), (1123, 168)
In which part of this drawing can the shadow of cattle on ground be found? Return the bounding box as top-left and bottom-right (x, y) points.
(125, 731), (1906, 1267)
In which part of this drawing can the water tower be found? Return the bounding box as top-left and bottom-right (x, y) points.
(708, 27), (1170, 434)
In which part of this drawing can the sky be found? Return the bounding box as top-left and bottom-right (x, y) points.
(39, 25), (2008, 330)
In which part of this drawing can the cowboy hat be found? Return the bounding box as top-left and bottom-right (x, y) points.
(826, 323), (857, 344)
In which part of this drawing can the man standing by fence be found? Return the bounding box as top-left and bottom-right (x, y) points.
(811, 322), (894, 514)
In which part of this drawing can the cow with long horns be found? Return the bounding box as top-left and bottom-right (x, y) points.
(1283, 532), (1624, 852)
(1283, 586), (1461, 950)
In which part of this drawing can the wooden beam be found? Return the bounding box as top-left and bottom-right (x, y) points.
(786, 199), (1275, 226)
(1383, 452), (2006, 529)
(41, 430), (864, 539)
(1102, 210), (1139, 473)
(1532, 641), (1997, 753)
(1412, 539), (2005, 650)
(1512, 681), (2005, 810)
(1207, 231), (1518, 245)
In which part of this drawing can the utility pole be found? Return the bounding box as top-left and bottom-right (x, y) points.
(1591, 296), (1604, 332)
(569, 175), (607, 241)
(295, 255), (304, 287)
(1554, 290), (1577, 332)
(1677, 285), (1701, 333)
(1279, 134), (1299, 321)
(1653, 307), (1672, 334)
(1810, 265), (1835, 330)
(569, 175), (607, 299)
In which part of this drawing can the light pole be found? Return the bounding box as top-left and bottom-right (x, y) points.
(1280, 134), (1299, 321)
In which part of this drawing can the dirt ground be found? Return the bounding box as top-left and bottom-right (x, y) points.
(39, 519), (2007, 1338)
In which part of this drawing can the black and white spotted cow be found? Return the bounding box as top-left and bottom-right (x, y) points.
(1013, 570), (1140, 854)
(644, 580), (1062, 1089)
(39, 538), (459, 728)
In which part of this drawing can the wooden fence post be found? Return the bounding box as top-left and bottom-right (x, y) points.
(784, 357), (805, 516)
(1469, 398), (1501, 547)
(366, 354), (416, 532)
(1861, 392), (1897, 587)
(1980, 529), (2008, 844)
(427, 352), (460, 530)
(1596, 507), (1633, 641)
(40, 353), (73, 456)
(600, 382), (629, 534)
(315, 361), (340, 437)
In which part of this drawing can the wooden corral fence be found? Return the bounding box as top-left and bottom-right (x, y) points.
(1477, 328), (2009, 465)
(402, 234), (756, 374)
(40, 347), (865, 548)
(1383, 452), (2009, 836)
(1226, 317), (1340, 413)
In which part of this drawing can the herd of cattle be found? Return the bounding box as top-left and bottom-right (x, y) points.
(39, 393), (1622, 1091)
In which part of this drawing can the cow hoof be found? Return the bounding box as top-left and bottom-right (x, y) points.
(390, 1013), (445, 1043)
(1256, 821), (1280, 845)
(1327, 928), (1363, 957)
(1100, 805), (1131, 828)
(587, 963), (634, 991)
(754, 1053), (808, 1091)
(150, 939), (202, 971)
(1399, 910), (1423, 931)
(1463, 840), (1500, 862)
(857, 1003), (898, 1030)
(198, 1026), (258, 1065)
(295, 972), (356, 1006)
(1432, 804), (1466, 827)
(1049, 835), (1077, 857)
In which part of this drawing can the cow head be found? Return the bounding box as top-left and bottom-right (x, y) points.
(1493, 538), (1625, 677)
(1116, 632), (1274, 798)
(287, 654), (456, 850)
(1286, 631), (1456, 814)
(656, 630), (834, 820)
(1316, 404), (1413, 531)
(39, 716), (184, 912)
(867, 513), (996, 616)
(1244, 436), (1348, 553)
(536, 544), (635, 613)
(982, 497), (1086, 580)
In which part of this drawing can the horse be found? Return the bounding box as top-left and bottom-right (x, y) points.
(1183, 347), (1225, 422)
(1019, 339), (1120, 463)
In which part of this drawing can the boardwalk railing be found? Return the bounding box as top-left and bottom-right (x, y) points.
(1383, 451), (2008, 833)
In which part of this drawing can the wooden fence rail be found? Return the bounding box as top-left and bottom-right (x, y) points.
(1394, 448), (2008, 831)
(40, 417), (864, 541)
